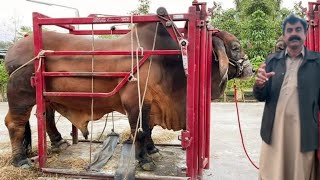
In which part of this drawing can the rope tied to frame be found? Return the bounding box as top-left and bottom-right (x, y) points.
(123, 22), (159, 180)
(9, 50), (54, 78)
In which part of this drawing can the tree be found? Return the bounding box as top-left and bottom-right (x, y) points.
(0, 41), (13, 49)
(99, 0), (151, 40)
(0, 62), (8, 101)
(16, 26), (33, 41)
(129, 0), (150, 15)
(211, 0), (295, 92)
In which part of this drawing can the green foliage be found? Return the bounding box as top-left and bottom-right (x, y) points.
(241, 10), (277, 58)
(16, 26), (33, 41)
(211, 9), (241, 37)
(0, 61), (8, 87)
(0, 41), (12, 49)
(0, 61), (8, 101)
(130, 0), (150, 15)
(98, 34), (120, 40)
(212, 0), (297, 91)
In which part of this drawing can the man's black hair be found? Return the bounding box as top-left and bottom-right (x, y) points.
(282, 13), (308, 34)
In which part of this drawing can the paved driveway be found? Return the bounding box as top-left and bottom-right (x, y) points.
(0, 102), (264, 179)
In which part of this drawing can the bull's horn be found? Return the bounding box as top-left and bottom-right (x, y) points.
(212, 36), (229, 86)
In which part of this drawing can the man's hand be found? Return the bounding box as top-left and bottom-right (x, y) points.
(255, 63), (275, 87)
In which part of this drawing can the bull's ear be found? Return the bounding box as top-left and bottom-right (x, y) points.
(212, 36), (229, 85)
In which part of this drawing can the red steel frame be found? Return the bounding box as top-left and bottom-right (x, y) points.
(33, 1), (213, 179)
(306, 0), (320, 52)
(305, 0), (320, 160)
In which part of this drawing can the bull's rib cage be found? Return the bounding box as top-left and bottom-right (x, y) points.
(33, 1), (213, 179)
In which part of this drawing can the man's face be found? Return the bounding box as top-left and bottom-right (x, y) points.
(283, 21), (306, 50)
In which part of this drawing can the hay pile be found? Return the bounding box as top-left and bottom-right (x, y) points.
(0, 152), (45, 180)
(0, 149), (87, 179)
(119, 127), (178, 144)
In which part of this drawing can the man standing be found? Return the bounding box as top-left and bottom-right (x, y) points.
(253, 14), (320, 180)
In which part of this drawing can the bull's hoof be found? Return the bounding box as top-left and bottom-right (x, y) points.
(51, 139), (70, 153)
(149, 152), (163, 162)
(14, 158), (32, 169)
(139, 160), (156, 171)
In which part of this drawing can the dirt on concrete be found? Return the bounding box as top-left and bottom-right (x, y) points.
(0, 102), (263, 179)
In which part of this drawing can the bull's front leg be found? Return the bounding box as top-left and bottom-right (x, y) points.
(128, 104), (156, 171)
(145, 128), (162, 162)
(5, 108), (33, 168)
(45, 106), (70, 152)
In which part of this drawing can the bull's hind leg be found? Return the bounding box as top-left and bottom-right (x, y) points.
(5, 107), (33, 167)
(45, 106), (70, 152)
(5, 68), (36, 167)
(127, 104), (156, 171)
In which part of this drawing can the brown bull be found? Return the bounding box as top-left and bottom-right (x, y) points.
(4, 22), (253, 169)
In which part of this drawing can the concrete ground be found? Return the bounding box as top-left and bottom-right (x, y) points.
(0, 102), (264, 179)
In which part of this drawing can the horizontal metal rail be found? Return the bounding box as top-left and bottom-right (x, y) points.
(43, 50), (180, 56)
(42, 168), (188, 180)
(43, 72), (128, 77)
(34, 13), (190, 25)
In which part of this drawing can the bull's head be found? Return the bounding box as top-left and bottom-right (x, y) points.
(211, 31), (254, 99)
(275, 35), (286, 52)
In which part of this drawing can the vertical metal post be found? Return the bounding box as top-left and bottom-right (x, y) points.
(314, 10), (319, 52)
(33, 12), (47, 169)
(186, 5), (197, 179)
(205, 31), (213, 169)
(308, 2), (315, 50)
(198, 3), (208, 177)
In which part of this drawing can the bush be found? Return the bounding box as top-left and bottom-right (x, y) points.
(0, 61), (8, 101)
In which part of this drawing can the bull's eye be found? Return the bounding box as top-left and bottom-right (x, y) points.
(232, 46), (240, 52)
(231, 42), (241, 52)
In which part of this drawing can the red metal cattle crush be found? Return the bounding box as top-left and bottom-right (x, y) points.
(305, 0), (320, 160)
(33, 1), (213, 179)
(306, 0), (320, 52)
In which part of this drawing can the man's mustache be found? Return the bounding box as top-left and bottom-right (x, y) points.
(288, 36), (301, 41)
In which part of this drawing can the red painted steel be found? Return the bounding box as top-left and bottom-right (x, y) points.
(185, 5), (197, 179)
(43, 50), (180, 56)
(33, 13), (47, 168)
(306, 0), (320, 161)
(205, 30), (213, 169)
(33, 1), (214, 179)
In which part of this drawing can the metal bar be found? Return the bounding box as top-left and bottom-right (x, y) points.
(77, 139), (182, 146)
(193, 11), (201, 178)
(42, 168), (188, 180)
(44, 54), (151, 97)
(33, 13), (47, 169)
(314, 10), (319, 52)
(43, 50), (180, 56)
(198, 6), (208, 175)
(186, 5), (197, 179)
(35, 14), (190, 25)
(318, 6), (320, 52)
(43, 72), (128, 77)
(205, 31), (213, 169)
(71, 28), (186, 36)
(308, 2), (315, 50)
(33, 12), (75, 30)
(72, 29), (130, 35)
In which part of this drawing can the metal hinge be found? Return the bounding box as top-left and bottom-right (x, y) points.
(178, 130), (192, 149)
